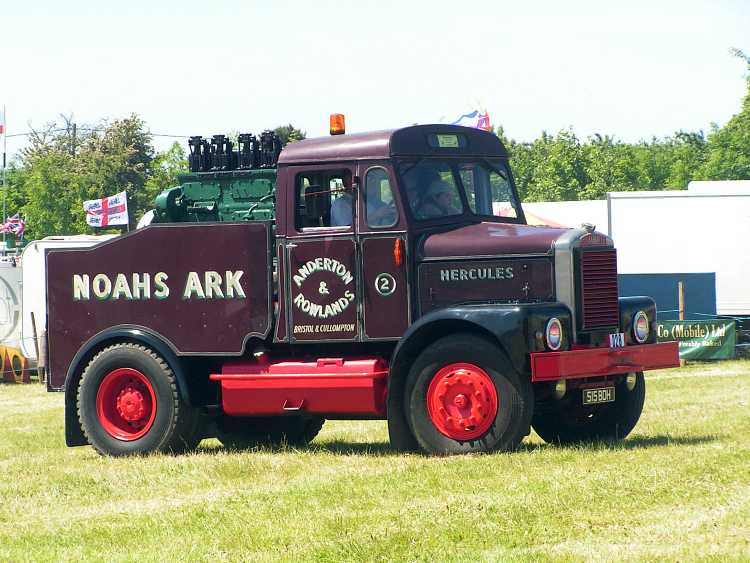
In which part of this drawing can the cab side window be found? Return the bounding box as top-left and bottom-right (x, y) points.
(295, 169), (353, 230)
(364, 168), (399, 228)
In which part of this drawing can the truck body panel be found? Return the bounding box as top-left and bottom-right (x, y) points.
(46, 222), (271, 389)
(418, 257), (555, 314)
(21, 236), (117, 360)
(360, 235), (410, 339)
(286, 236), (359, 342)
(422, 222), (567, 257)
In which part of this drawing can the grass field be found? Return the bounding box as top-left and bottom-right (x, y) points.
(1, 362), (749, 562)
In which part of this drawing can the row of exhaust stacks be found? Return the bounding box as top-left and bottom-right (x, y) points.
(188, 131), (283, 173)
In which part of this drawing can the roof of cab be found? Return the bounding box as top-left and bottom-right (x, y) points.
(277, 124), (508, 164)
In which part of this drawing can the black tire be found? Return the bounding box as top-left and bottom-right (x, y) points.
(532, 372), (645, 444)
(77, 343), (202, 456)
(216, 415), (325, 449)
(404, 333), (533, 455)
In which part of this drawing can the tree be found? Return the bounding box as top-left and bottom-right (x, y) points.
(85, 114), (155, 228)
(1, 163), (29, 223)
(699, 51), (750, 180)
(274, 124), (306, 145)
(664, 131), (707, 188)
(581, 135), (632, 199)
(19, 114), (157, 237)
(498, 126), (709, 201)
(20, 149), (83, 237)
(143, 142), (188, 215)
(522, 130), (588, 202)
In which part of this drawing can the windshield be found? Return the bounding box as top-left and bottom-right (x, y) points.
(397, 159), (522, 222)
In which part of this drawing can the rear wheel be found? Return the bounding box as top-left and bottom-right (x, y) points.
(532, 372), (645, 444)
(77, 343), (202, 456)
(216, 415), (325, 449)
(404, 333), (532, 455)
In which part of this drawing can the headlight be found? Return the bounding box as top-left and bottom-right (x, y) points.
(545, 317), (563, 351)
(633, 311), (649, 344)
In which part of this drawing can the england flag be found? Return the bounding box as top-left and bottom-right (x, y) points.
(0, 213), (25, 238)
(84, 191), (129, 227)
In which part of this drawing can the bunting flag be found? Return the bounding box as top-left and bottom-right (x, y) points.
(83, 191), (129, 227)
(0, 213), (25, 238)
(451, 110), (492, 131)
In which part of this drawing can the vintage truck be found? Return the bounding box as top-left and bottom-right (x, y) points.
(45, 119), (679, 456)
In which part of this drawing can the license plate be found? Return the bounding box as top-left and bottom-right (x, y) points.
(583, 387), (615, 405)
(609, 332), (625, 348)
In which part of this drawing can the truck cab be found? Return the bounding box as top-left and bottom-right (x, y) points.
(275, 126), (534, 344)
(46, 123), (679, 456)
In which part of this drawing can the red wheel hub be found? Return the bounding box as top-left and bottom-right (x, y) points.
(426, 363), (498, 441)
(96, 368), (156, 441)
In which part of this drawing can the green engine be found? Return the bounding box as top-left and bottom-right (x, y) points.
(152, 131), (282, 224)
(154, 169), (277, 223)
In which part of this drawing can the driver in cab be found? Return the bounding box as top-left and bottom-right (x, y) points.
(331, 172), (398, 227)
(416, 179), (459, 219)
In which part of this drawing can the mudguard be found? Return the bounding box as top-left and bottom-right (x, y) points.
(386, 302), (571, 451)
(619, 296), (658, 345)
(63, 326), (191, 447)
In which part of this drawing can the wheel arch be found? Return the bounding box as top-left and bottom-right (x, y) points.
(386, 308), (517, 452)
(390, 318), (501, 385)
(63, 326), (193, 447)
(386, 303), (571, 451)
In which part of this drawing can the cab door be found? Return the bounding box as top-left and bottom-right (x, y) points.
(357, 163), (410, 340)
(285, 164), (359, 343)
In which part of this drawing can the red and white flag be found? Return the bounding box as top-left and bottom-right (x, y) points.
(83, 191), (129, 227)
(0, 213), (25, 238)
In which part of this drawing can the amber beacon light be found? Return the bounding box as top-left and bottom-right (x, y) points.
(330, 113), (346, 135)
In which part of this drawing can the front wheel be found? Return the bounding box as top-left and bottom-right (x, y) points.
(404, 333), (533, 455)
(77, 343), (202, 456)
(532, 372), (646, 445)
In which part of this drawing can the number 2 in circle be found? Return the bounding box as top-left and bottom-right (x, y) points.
(374, 273), (396, 297)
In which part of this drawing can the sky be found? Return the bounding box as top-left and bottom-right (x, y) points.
(1, 0), (749, 157)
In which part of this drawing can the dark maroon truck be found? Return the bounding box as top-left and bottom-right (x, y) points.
(46, 124), (679, 456)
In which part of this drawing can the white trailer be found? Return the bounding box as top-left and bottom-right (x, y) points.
(0, 263), (23, 350)
(607, 190), (750, 316)
(687, 180), (750, 194)
(523, 184), (750, 317)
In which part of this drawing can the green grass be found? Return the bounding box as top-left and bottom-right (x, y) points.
(1, 361), (749, 562)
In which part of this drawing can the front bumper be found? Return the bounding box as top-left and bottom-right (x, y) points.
(530, 341), (680, 382)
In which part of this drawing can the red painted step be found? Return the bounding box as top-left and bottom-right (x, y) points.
(210, 357), (389, 418)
